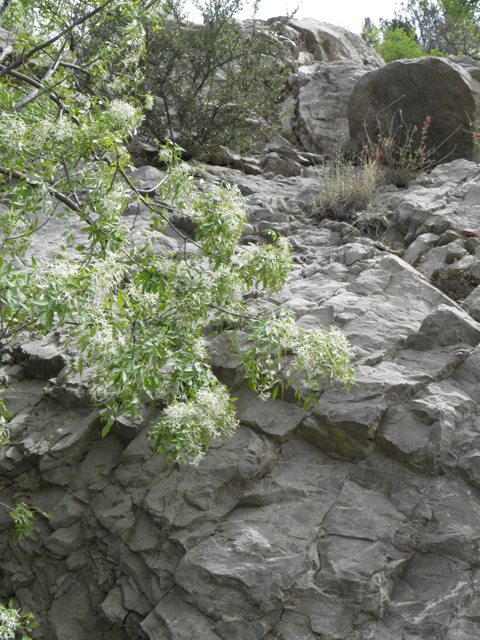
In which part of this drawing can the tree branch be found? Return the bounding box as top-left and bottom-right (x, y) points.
(0, 0), (116, 79)
(14, 46), (69, 112)
(0, 166), (81, 212)
(1, 64), (81, 124)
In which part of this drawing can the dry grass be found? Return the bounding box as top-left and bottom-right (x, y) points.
(317, 158), (382, 223)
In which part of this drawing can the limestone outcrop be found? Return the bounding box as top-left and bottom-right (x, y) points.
(348, 56), (480, 163)
(3, 156), (480, 640)
(240, 18), (384, 156)
(7, 15), (480, 640)
(293, 61), (370, 155)
(285, 18), (385, 68)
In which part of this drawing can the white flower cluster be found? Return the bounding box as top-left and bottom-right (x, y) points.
(275, 316), (301, 349)
(191, 337), (208, 360)
(102, 186), (127, 219)
(209, 184), (245, 238)
(126, 281), (160, 309)
(144, 95), (155, 110)
(109, 99), (142, 126)
(33, 118), (76, 146)
(124, 43), (143, 65)
(86, 309), (127, 363)
(106, 75), (128, 93)
(157, 147), (175, 163)
(210, 265), (245, 303)
(0, 605), (20, 639)
(294, 327), (355, 387)
(161, 385), (238, 464)
(257, 369), (276, 402)
(0, 115), (27, 147)
(48, 260), (81, 304)
(156, 257), (177, 276)
(89, 251), (126, 299)
(53, 117), (76, 141)
(50, 260), (80, 285)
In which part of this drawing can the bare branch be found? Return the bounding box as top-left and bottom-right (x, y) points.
(14, 46), (69, 112)
(59, 61), (92, 89)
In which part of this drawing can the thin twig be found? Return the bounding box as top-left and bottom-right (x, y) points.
(118, 166), (203, 249)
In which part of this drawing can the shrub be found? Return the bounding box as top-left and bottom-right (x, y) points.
(365, 112), (452, 187)
(376, 27), (425, 62)
(317, 157), (382, 223)
(140, 0), (291, 156)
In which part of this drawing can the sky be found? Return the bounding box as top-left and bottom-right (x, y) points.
(185, 0), (400, 36)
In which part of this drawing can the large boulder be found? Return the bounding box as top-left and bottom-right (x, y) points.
(348, 56), (480, 163)
(286, 18), (385, 68)
(294, 61), (371, 155)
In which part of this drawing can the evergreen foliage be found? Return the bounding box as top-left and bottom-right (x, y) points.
(140, 0), (291, 156)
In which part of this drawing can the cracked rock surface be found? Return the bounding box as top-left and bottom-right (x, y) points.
(4, 158), (480, 640)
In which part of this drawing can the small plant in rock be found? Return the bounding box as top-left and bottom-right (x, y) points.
(316, 155), (382, 223)
(0, 601), (36, 640)
(365, 111), (456, 187)
(353, 206), (392, 238)
(371, 113), (436, 186)
(0, 500), (53, 542)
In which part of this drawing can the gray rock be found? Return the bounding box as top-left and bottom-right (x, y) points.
(464, 284), (480, 321)
(384, 553), (471, 639)
(402, 233), (439, 265)
(349, 57), (480, 163)
(233, 387), (304, 442)
(19, 340), (66, 379)
(127, 165), (166, 195)
(294, 61), (370, 155)
(45, 524), (83, 556)
(404, 304), (480, 350)
(288, 19), (384, 67)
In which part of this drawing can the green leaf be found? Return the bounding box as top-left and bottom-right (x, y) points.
(44, 309), (54, 331)
(101, 423), (112, 437)
(303, 396), (312, 412)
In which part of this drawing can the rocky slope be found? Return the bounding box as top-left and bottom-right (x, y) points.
(4, 16), (480, 640)
(3, 155), (480, 640)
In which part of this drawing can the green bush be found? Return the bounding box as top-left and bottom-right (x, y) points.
(0, 0), (355, 465)
(376, 27), (425, 62)
(140, 0), (291, 156)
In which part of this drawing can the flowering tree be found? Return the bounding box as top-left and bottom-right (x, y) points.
(0, 0), (355, 467)
(0, 601), (36, 639)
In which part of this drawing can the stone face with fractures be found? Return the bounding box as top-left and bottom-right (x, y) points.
(4, 155), (480, 640)
(6, 28), (480, 640)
